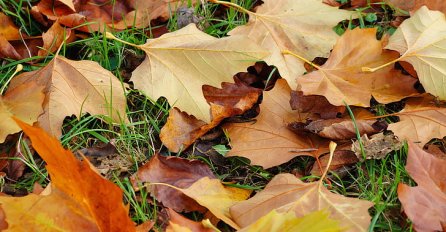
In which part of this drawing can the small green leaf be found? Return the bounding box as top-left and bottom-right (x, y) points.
(213, 144), (230, 156)
(365, 13), (377, 23)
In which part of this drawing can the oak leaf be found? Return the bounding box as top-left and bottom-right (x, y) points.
(129, 24), (268, 122)
(6, 56), (127, 137)
(223, 79), (329, 169)
(227, 0), (353, 88)
(385, 6), (446, 100)
(387, 95), (446, 146)
(0, 120), (135, 231)
(230, 173), (373, 231)
(398, 142), (446, 232)
(130, 154), (216, 212)
(297, 28), (418, 107)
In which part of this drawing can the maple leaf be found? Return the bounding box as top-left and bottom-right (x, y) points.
(6, 56), (127, 137)
(160, 80), (261, 152)
(230, 169), (373, 231)
(387, 94), (446, 146)
(220, 0), (353, 88)
(382, 6), (446, 100)
(116, 24), (268, 122)
(131, 154), (216, 212)
(0, 120), (135, 231)
(0, 81), (44, 143)
(297, 28), (418, 107)
(222, 79), (329, 169)
(398, 142), (446, 232)
(239, 210), (342, 232)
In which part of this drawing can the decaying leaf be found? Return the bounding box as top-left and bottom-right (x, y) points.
(290, 91), (345, 119)
(166, 208), (214, 232)
(227, 0), (353, 88)
(239, 210), (342, 232)
(160, 80), (261, 152)
(398, 142), (446, 232)
(129, 24), (268, 122)
(352, 133), (403, 160)
(0, 120), (135, 231)
(131, 154), (215, 212)
(0, 81), (44, 143)
(310, 150), (359, 176)
(230, 173), (373, 231)
(298, 28), (418, 107)
(6, 56), (127, 137)
(223, 79), (330, 169)
(385, 6), (446, 100)
(388, 95), (446, 146)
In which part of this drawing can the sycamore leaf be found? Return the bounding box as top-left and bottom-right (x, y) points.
(230, 173), (373, 231)
(398, 142), (446, 232)
(226, 0), (353, 88)
(290, 91), (345, 119)
(160, 80), (261, 152)
(166, 208), (214, 232)
(38, 21), (74, 57)
(385, 6), (446, 100)
(0, 81), (44, 143)
(129, 24), (268, 122)
(387, 95), (446, 146)
(310, 150), (359, 176)
(0, 120), (135, 231)
(6, 56), (127, 137)
(297, 28), (418, 107)
(222, 79), (330, 169)
(131, 154), (215, 212)
(239, 210), (342, 232)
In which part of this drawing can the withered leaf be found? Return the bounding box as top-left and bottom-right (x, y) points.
(290, 91), (345, 119)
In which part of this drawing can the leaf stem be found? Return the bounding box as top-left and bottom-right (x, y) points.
(362, 57), (400, 72)
(319, 141), (337, 185)
(1, 64), (23, 94)
(105, 32), (139, 48)
(282, 50), (321, 70)
(208, 0), (252, 15)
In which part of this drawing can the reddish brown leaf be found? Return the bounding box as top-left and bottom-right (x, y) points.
(387, 0), (446, 14)
(38, 21), (74, 57)
(398, 142), (446, 232)
(130, 154), (215, 212)
(290, 91), (345, 119)
(0, 13), (20, 40)
(310, 150), (359, 176)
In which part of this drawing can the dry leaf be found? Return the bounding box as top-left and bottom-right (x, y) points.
(298, 27), (418, 107)
(386, 6), (446, 100)
(388, 95), (446, 146)
(130, 24), (268, 122)
(230, 173), (373, 231)
(398, 141), (446, 232)
(310, 150), (359, 176)
(160, 80), (261, 152)
(0, 13), (20, 40)
(0, 81), (44, 143)
(305, 118), (384, 140)
(131, 154), (215, 212)
(166, 208), (214, 232)
(387, 0), (446, 14)
(38, 21), (74, 57)
(7, 56), (127, 137)
(351, 133), (403, 160)
(290, 91), (345, 119)
(228, 0), (353, 88)
(223, 79), (330, 169)
(0, 120), (135, 231)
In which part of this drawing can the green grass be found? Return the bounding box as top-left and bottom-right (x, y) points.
(0, 0), (415, 230)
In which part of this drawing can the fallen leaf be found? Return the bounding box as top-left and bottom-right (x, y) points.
(131, 154), (215, 212)
(38, 21), (74, 57)
(290, 91), (345, 119)
(297, 27), (418, 107)
(227, 0), (353, 88)
(0, 120), (135, 231)
(351, 133), (403, 160)
(385, 6), (446, 100)
(230, 173), (373, 231)
(0, 80), (44, 143)
(166, 208), (214, 232)
(310, 150), (359, 176)
(128, 24), (268, 122)
(160, 80), (261, 152)
(239, 209), (342, 232)
(398, 141), (446, 232)
(6, 56), (127, 137)
(387, 0), (446, 14)
(387, 95), (446, 146)
(223, 79), (330, 169)
(0, 13), (20, 40)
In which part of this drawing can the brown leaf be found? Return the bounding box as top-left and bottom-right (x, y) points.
(351, 133), (403, 160)
(131, 154), (215, 212)
(0, 120), (135, 231)
(387, 0), (446, 14)
(160, 80), (261, 152)
(0, 13), (20, 40)
(398, 141), (446, 232)
(223, 79), (330, 169)
(230, 173), (373, 231)
(166, 208), (214, 232)
(38, 21), (74, 57)
(310, 150), (359, 176)
(290, 91), (345, 119)
(7, 56), (127, 137)
(297, 28), (418, 107)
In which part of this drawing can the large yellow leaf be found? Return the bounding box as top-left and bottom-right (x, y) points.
(225, 0), (353, 88)
(0, 120), (135, 231)
(6, 56), (127, 137)
(222, 79), (330, 169)
(385, 6), (446, 100)
(230, 173), (373, 232)
(128, 24), (268, 122)
(297, 28), (418, 107)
